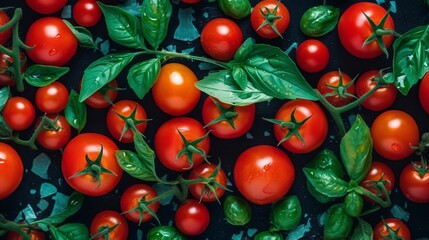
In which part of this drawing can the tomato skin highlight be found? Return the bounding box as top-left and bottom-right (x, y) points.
(35, 114), (71, 150)
(356, 70), (397, 111)
(2, 96), (35, 131)
(296, 39), (329, 73)
(250, 0), (290, 39)
(25, 0), (67, 14)
(35, 81), (69, 113)
(120, 184), (160, 224)
(175, 199), (210, 236)
(188, 163), (227, 202)
(90, 210), (129, 240)
(0, 143), (23, 200)
(400, 162), (429, 203)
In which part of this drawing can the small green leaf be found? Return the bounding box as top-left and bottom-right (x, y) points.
(269, 195), (302, 231)
(116, 150), (157, 182)
(55, 223), (90, 240)
(141, 0), (172, 50)
(24, 65), (69, 87)
(0, 116), (12, 138)
(324, 204), (353, 240)
(63, 20), (97, 49)
(350, 218), (373, 240)
(300, 5), (340, 37)
(65, 90), (87, 133)
(232, 66), (248, 90)
(127, 58), (161, 99)
(234, 38), (254, 62)
(0, 87), (10, 111)
(303, 167), (349, 198)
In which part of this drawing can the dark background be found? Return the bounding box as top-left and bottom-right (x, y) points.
(1, 0), (429, 239)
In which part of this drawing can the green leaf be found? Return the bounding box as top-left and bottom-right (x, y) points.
(0, 87), (10, 111)
(393, 25), (429, 95)
(53, 224), (89, 240)
(195, 70), (273, 106)
(80, 52), (137, 102)
(234, 38), (254, 62)
(232, 66), (248, 90)
(65, 90), (87, 133)
(0, 116), (12, 138)
(340, 115), (372, 183)
(324, 204), (353, 240)
(140, 0), (172, 50)
(24, 65), (69, 87)
(130, 132), (158, 181)
(98, 2), (145, 49)
(300, 5), (340, 37)
(127, 58), (161, 99)
(63, 20), (97, 49)
(350, 218), (373, 240)
(116, 150), (157, 182)
(303, 168), (349, 198)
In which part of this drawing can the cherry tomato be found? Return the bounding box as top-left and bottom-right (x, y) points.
(152, 63), (200, 116)
(0, 143), (23, 200)
(35, 82), (69, 113)
(2, 96), (35, 131)
(234, 145), (295, 205)
(371, 110), (419, 161)
(338, 2), (394, 59)
(188, 163), (227, 202)
(0, 10), (12, 45)
(250, 0), (290, 39)
(360, 161), (395, 201)
(25, 17), (78, 66)
(0, 50), (27, 87)
(7, 229), (45, 240)
(35, 114), (71, 150)
(73, 0), (102, 27)
(61, 133), (123, 196)
(419, 72), (429, 115)
(120, 184), (160, 224)
(201, 97), (255, 139)
(200, 18), (243, 61)
(356, 70), (397, 111)
(154, 117), (210, 171)
(317, 70), (355, 107)
(25, 0), (67, 14)
(271, 99), (328, 154)
(106, 100), (148, 143)
(90, 210), (129, 240)
(296, 39), (329, 73)
(83, 79), (118, 109)
(373, 218), (411, 240)
(175, 199), (210, 236)
(400, 162), (429, 203)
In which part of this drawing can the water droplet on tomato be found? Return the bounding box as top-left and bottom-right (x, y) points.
(54, 34), (61, 39)
(48, 49), (57, 56)
(391, 142), (401, 152)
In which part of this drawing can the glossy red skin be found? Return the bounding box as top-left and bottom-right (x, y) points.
(234, 145), (295, 205)
(373, 218), (411, 240)
(154, 117), (210, 171)
(106, 100), (147, 143)
(90, 210), (129, 240)
(0, 143), (23, 200)
(83, 79), (118, 109)
(200, 18), (243, 61)
(0, 11), (12, 45)
(120, 184), (160, 223)
(400, 162), (429, 203)
(0, 50), (27, 87)
(35, 81), (69, 113)
(61, 133), (123, 196)
(250, 0), (290, 39)
(317, 70), (355, 107)
(152, 63), (200, 116)
(2, 96), (35, 131)
(7, 230), (45, 240)
(356, 70), (397, 111)
(371, 110), (419, 161)
(273, 99), (328, 154)
(360, 161), (395, 201)
(188, 163), (227, 202)
(25, 0), (67, 14)
(419, 72), (429, 115)
(25, 17), (78, 66)
(36, 114), (71, 150)
(73, 0), (102, 27)
(296, 39), (329, 73)
(201, 97), (255, 139)
(175, 199), (210, 236)
(338, 2), (394, 59)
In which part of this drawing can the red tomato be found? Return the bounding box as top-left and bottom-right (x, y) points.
(0, 10), (12, 45)
(154, 117), (210, 171)
(175, 199), (210, 236)
(90, 210), (129, 240)
(234, 145), (295, 204)
(152, 63), (200, 116)
(296, 39), (330, 73)
(106, 100), (148, 143)
(250, 0), (290, 39)
(25, 17), (78, 67)
(35, 82), (69, 113)
(0, 143), (23, 200)
(360, 161), (395, 200)
(0, 50), (27, 87)
(2, 96), (35, 131)
(400, 162), (429, 203)
(83, 79), (118, 109)
(371, 110), (419, 161)
(338, 2), (394, 59)
(419, 72), (429, 115)
(61, 133), (123, 196)
(35, 114), (71, 150)
(317, 70), (355, 107)
(271, 99), (328, 154)
(201, 97), (255, 139)
(200, 18), (243, 61)
(356, 70), (397, 111)
(7, 230), (45, 240)
(188, 163), (227, 202)
(373, 218), (411, 240)
(120, 184), (160, 224)
(73, 0), (102, 27)
(25, 0), (67, 14)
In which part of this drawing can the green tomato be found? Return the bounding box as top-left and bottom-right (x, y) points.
(146, 226), (186, 240)
(254, 231), (283, 240)
(218, 0), (251, 19)
(223, 195), (251, 226)
(269, 195), (301, 231)
(324, 203), (353, 240)
(344, 191), (363, 217)
(300, 5), (340, 37)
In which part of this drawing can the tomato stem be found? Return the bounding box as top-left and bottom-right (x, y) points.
(356, 183), (391, 208)
(0, 219), (31, 240)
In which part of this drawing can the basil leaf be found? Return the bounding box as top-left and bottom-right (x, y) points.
(65, 90), (87, 133)
(0, 87), (10, 111)
(234, 38), (254, 62)
(0, 116), (12, 138)
(324, 204), (353, 240)
(55, 224), (89, 240)
(98, 2), (145, 49)
(195, 70), (273, 106)
(116, 150), (157, 182)
(303, 167), (349, 198)
(132, 133), (158, 181)
(140, 0), (172, 50)
(80, 52), (136, 102)
(24, 65), (69, 87)
(242, 44), (318, 101)
(127, 58), (161, 99)
(232, 66), (247, 90)
(300, 5), (340, 37)
(393, 25), (429, 95)
(340, 115), (372, 183)
(63, 20), (97, 49)
(350, 218), (373, 240)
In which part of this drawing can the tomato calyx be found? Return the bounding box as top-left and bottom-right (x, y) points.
(256, 0), (284, 38)
(122, 193), (161, 225)
(90, 223), (119, 240)
(376, 218), (406, 240)
(204, 98), (238, 129)
(322, 70), (356, 100)
(355, 182), (391, 208)
(362, 10), (396, 58)
(411, 132), (429, 178)
(98, 84), (124, 106)
(361, 172), (391, 198)
(113, 104), (150, 141)
(176, 130), (211, 169)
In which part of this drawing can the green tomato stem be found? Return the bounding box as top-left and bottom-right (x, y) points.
(9, 115), (53, 149)
(0, 220), (31, 240)
(356, 182), (391, 208)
